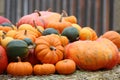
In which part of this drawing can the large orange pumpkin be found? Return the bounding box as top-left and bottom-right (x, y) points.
(101, 31), (120, 48)
(65, 38), (119, 71)
(97, 38), (119, 69)
(35, 34), (64, 64)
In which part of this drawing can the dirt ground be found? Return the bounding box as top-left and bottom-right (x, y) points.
(0, 65), (120, 80)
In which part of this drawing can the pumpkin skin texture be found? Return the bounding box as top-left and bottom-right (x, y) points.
(42, 28), (59, 36)
(80, 27), (98, 40)
(59, 35), (69, 47)
(35, 34), (64, 64)
(96, 38), (119, 69)
(65, 39), (119, 71)
(63, 16), (77, 24)
(33, 64), (55, 75)
(1, 36), (14, 48)
(46, 20), (72, 33)
(6, 39), (29, 58)
(72, 24), (82, 34)
(55, 59), (76, 75)
(101, 31), (120, 48)
(7, 57), (33, 76)
(6, 30), (18, 38)
(118, 52), (120, 64)
(61, 26), (79, 42)
(0, 46), (8, 74)
(14, 30), (36, 42)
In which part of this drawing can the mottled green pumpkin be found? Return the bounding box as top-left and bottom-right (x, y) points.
(6, 39), (29, 58)
(61, 26), (79, 42)
(42, 28), (59, 35)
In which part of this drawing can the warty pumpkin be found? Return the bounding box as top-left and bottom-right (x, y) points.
(7, 56), (33, 76)
(65, 38), (119, 71)
(33, 64), (55, 75)
(35, 34), (64, 64)
(96, 38), (119, 69)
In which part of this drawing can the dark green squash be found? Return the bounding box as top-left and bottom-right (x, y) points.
(42, 28), (59, 35)
(23, 38), (36, 48)
(0, 22), (14, 29)
(6, 39), (29, 58)
(61, 26), (79, 42)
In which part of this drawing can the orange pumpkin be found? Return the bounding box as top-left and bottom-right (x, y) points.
(97, 38), (119, 69)
(35, 34), (64, 64)
(118, 52), (120, 64)
(48, 34), (69, 47)
(80, 27), (98, 40)
(55, 59), (76, 75)
(14, 30), (36, 42)
(7, 56), (33, 76)
(33, 64), (55, 75)
(62, 10), (77, 24)
(65, 38), (119, 71)
(0, 22), (17, 32)
(101, 31), (120, 48)
(46, 13), (72, 33)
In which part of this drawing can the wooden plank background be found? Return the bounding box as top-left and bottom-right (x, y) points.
(4, 0), (114, 35)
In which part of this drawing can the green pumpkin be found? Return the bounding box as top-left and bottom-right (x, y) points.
(23, 38), (34, 46)
(61, 26), (79, 42)
(23, 38), (36, 48)
(0, 22), (14, 29)
(6, 39), (29, 58)
(42, 28), (59, 35)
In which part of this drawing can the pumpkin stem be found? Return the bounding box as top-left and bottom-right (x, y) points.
(59, 12), (64, 22)
(33, 20), (37, 29)
(24, 30), (27, 35)
(34, 10), (41, 16)
(2, 31), (6, 35)
(62, 10), (68, 17)
(50, 46), (56, 51)
(28, 43), (36, 49)
(47, 8), (52, 12)
(33, 20), (43, 34)
(17, 56), (21, 62)
(11, 25), (14, 30)
(2, 35), (5, 39)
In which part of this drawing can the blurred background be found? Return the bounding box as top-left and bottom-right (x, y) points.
(0, 0), (119, 35)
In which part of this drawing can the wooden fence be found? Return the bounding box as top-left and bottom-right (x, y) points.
(4, 0), (114, 35)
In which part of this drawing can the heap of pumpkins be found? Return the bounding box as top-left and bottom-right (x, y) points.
(0, 9), (120, 76)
